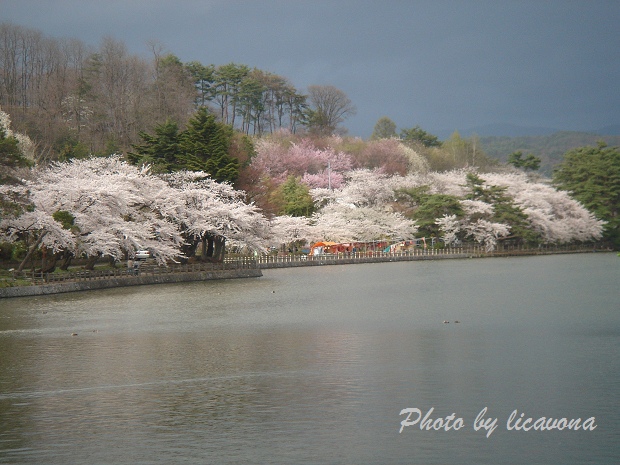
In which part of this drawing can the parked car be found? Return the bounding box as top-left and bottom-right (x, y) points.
(135, 250), (152, 260)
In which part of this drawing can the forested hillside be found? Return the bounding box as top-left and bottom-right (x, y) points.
(1, 21), (618, 273)
(0, 22), (316, 160)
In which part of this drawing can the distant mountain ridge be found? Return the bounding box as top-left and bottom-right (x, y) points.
(478, 131), (620, 175)
(432, 124), (620, 175)
(462, 124), (560, 137)
(437, 123), (620, 139)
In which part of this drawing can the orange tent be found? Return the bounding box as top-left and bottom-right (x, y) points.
(309, 241), (338, 256)
(309, 241), (356, 255)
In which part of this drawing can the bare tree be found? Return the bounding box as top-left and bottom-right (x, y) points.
(85, 37), (151, 151)
(148, 42), (195, 127)
(306, 85), (356, 136)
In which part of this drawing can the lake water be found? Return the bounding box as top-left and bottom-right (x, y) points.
(0, 253), (618, 464)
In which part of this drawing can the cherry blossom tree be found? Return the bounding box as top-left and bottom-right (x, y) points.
(435, 214), (460, 246)
(309, 204), (418, 243)
(350, 138), (428, 175)
(432, 199), (511, 251)
(306, 169), (417, 243)
(0, 156), (270, 271)
(459, 199), (495, 217)
(0, 106), (36, 162)
(311, 169), (398, 209)
(0, 156), (185, 271)
(462, 219), (511, 251)
(161, 171), (269, 260)
(307, 168), (603, 251)
(483, 172), (604, 243)
(429, 171), (604, 248)
(0, 107), (35, 205)
(251, 138), (353, 188)
(268, 215), (313, 249)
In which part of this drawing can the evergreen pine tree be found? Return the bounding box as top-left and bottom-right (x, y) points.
(127, 119), (181, 173)
(179, 108), (239, 183)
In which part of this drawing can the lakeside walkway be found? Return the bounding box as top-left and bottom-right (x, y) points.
(256, 243), (609, 269)
(0, 243), (611, 298)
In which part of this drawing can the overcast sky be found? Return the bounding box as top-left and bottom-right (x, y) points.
(2, 0), (619, 138)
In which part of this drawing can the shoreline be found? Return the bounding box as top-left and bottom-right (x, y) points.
(0, 245), (612, 298)
(0, 267), (263, 299)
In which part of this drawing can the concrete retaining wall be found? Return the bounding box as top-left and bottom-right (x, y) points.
(0, 268), (262, 298)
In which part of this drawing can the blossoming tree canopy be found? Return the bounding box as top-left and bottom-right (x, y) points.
(307, 170), (418, 243)
(161, 171), (269, 257)
(304, 168), (603, 251)
(251, 138), (353, 189)
(406, 170), (604, 247)
(0, 156), (269, 272)
(0, 157), (183, 271)
(0, 106), (35, 187)
(310, 204), (418, 243)
(268, 215), (313, 248)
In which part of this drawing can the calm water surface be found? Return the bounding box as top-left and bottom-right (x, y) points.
(1, 253), (618, 464)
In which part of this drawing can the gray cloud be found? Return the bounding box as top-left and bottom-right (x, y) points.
(2, 0), (619, 137)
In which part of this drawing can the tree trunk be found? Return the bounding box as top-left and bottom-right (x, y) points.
(180, 234), (199, 262)
(213, 236), (226, 262)
(204, 235), (215, 261)
(200, 234), (225, 262)
(17, 231), (47, 274)
(83, 253), (101, 270)
(41, 251), (60, 274)
(59, 251), (73, 270)
(201, 235), (209, 261)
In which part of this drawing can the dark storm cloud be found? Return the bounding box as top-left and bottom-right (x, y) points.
(2, 0), (619, 137)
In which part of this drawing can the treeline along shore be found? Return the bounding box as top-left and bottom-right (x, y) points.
(0, 243), (611, 298)
(1, 23), (618, 294)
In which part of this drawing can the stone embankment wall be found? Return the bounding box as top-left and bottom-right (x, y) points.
(0, 268), (262, 298)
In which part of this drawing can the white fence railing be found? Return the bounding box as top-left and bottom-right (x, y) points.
(2, 243), (610, 287)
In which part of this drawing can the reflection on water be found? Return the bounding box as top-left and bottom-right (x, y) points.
(0, 253), (618, 464)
